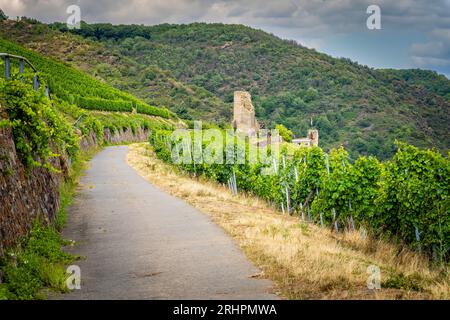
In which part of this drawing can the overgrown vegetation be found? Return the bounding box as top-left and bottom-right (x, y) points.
(0, 63), (174, 172)
(0, 221), (75, 300)
(275, 124), (293, 143)
(0, 73), (78, 171)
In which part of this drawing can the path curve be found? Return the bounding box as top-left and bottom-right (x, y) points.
(59, 146), (277, 300)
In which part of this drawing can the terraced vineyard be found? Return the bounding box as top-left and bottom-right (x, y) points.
(0, 37), (178, 173)
(0, 38), (175, 119)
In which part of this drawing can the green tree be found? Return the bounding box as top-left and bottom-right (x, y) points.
(275, 124), (293, 142)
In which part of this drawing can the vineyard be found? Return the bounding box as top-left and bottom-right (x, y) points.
(150, 129), (450, 262)
(0, 38), (175, 119)
(0, 66), (174, 172)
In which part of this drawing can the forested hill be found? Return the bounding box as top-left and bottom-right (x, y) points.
(380, 68), (450, 101)
(1, 18), (448, 159)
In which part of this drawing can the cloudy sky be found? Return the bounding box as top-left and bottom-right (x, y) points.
(1, 0), (450, 77)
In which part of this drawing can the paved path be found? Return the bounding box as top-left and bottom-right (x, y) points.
(59, 146), (277, 300)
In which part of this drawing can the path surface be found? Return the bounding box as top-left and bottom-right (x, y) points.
(59, 146), (277, 300)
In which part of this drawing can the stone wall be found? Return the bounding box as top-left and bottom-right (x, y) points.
(0, 117), (149, 256)
(79, 127), (149, 152)
(103, 127), (149, 145)
(0, 124), (67, 256)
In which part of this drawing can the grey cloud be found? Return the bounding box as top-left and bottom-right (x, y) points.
(1, 0), (449, 34)
(250, 2), (298, 18)
(430, 28), (450, 42)
(410, 26), (450, 73)
(411, 40), (450, 60)
(1, 0), (450, 76)
(412, 56), (450, 67)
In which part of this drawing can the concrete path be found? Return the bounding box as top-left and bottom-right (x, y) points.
(59, 146), (277, 300)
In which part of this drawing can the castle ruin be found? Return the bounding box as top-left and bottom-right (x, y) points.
(292, 129), (319, 147)
(232, 90), (318, 146)
(232, 91), (259, 137)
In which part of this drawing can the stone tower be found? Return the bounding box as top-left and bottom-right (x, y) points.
(232, 91), (259, 136)
(307, 129), (319, 146)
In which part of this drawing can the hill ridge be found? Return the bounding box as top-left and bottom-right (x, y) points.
(1, 18), (448, 159)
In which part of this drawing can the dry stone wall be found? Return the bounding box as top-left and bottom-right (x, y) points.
(0, 124), (67, 256)
(0, 116), (149, 256)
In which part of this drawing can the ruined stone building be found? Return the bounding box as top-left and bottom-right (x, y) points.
(232, 91), (259, 137)
(292, 129), (319, 147)
(232, 90), (318, 146)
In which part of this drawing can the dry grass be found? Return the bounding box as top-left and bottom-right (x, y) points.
(126, 143), (449, 300)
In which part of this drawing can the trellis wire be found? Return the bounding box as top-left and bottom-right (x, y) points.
(349, 200), (355, 231)
(174, 142), (180, 163)
(191, 140), (197, 177)
(325, 153), (330, 175)
(285, 185), (290, 215)
(332, 208), (338, 233)
(232, 169), (238, 195)
(415, 226), (422, 254)
(227, 173), (237, 196)
(334, 220), (339, 233)
(360, 227), (367, 240)
(156, 133), (439, 249)
(350, 216), (356, 232)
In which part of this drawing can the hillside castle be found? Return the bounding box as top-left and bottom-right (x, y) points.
(232, 91), (259, 137)
(232, 90), (318, 147)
